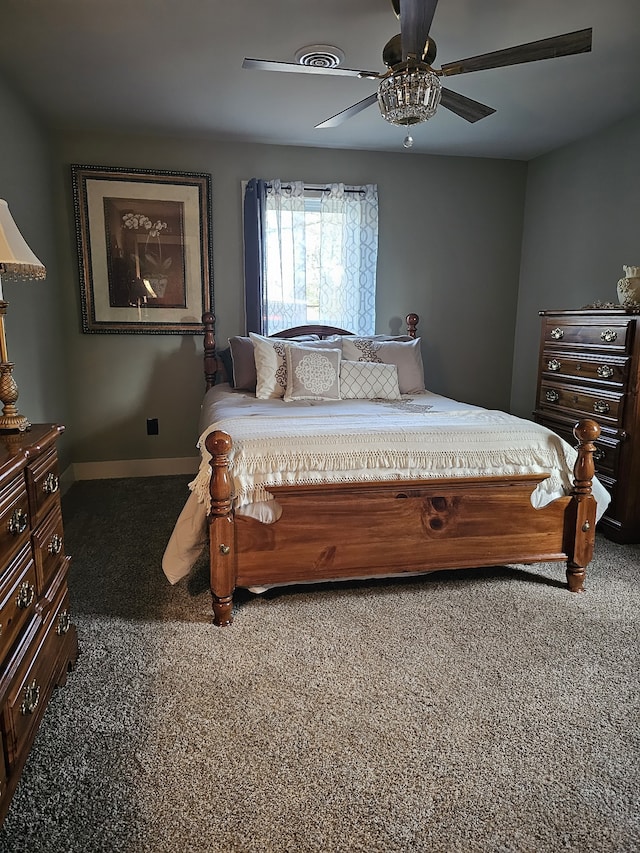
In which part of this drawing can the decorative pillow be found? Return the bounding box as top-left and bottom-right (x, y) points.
(339, 360), (401, 400)
(229, 333), (321, 391)
(228, 336), (258, 390)
(250, 333), (342, 399)
(284, 346), (342, 402)
(341, 337), (425, 394)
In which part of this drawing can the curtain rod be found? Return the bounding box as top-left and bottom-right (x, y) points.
(265, 182), (367, 194)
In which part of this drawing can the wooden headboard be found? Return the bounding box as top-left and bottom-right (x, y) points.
(202, 312), (420, 390)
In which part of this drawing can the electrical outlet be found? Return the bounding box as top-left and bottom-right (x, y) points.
(146, 418), (159, 436)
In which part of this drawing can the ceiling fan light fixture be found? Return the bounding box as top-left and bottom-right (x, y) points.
(377, 63), (442, 126)
(295, 44), (345, 69)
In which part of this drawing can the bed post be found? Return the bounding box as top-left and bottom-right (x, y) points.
(566, 418), (600, 592)
(406, 313), (419, 338)
(205, 429), (236, 626)
(203, 311), (217, 390)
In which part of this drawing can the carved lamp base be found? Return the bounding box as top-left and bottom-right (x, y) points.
(0, 362), (31, 433)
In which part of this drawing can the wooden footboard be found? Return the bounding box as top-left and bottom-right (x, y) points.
(206, 420), (600, 627)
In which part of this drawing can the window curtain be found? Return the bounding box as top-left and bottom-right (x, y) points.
(263, 179), (308, 333)
(244, 178), (378, 336)
(317, 182), (378, 335)
(243, 178), (266, 334)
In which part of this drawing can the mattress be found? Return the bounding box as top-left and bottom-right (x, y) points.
(162, 384), (610, 584)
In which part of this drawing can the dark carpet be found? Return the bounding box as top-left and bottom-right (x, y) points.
(0, 476), (638, 852)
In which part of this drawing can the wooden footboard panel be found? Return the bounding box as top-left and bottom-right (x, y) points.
(234, 476), (572, 588)
(206, 420), (600, 626)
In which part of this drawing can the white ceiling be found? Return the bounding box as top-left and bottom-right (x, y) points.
(3, 0), (640, 160)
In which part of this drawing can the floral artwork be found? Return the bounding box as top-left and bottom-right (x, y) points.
(104, 198), (187, 310)
(71, 165), (212, 334)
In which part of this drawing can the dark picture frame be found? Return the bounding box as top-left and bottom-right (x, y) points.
(71, 165), (213, 333)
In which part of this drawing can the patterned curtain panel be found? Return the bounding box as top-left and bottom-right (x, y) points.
(244, 179), (378, 336)
(318, 183), (377, 336)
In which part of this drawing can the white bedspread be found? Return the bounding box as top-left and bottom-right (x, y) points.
(162, 384), (610, 584)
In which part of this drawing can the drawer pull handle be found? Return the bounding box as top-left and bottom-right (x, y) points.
(16, 581), (35, 610)
(545, 389), (560, 403)
(57, 609), (71, 636)
(48, 534), (63, 556)
(593, 448), (606, 462)
(600, 329), (617, 343)
(547, 358), (561, 371)
(593, 400), (610, 415)
(550, 328), (564, 340)
(43, 473), (59, 495)
(8, 507), (28, 536)
(597, 364), (614, 379)
(20, 679), (40, 716)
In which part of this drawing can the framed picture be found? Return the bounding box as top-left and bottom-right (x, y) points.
(71, 165), (213, 333)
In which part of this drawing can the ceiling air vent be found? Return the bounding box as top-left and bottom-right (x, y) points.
(295, 45), (345, 69)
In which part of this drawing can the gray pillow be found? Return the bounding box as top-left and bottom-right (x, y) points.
(341, 337), (425, 394)
(228, 333), (321, 391)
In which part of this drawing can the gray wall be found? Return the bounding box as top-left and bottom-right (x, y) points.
(54, 129), (527, 464)
(0, 76), (71, 466)
(511, 111), (640, 418)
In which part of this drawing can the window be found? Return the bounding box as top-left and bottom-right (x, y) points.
(244, 179), (378, 335)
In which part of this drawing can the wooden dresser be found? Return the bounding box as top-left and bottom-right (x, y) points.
(534, 309), (640, 543)
(0, 424), (77, 823)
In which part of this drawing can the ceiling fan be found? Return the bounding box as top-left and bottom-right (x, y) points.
(242, 0), (592, 143)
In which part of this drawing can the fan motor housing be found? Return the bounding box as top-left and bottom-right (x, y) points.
(383, 33), (437, 67)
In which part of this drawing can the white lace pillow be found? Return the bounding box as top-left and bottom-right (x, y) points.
(250, 333), (342, 399)
(284, 346), (342, 402)
(340, 361), (401, 400)
(341, 336), (424, 394)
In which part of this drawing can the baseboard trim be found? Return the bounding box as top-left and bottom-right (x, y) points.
(68, 457), (199, 483)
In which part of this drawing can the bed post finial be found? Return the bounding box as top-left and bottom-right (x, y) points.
(566, 418), (600, 593)
(203, 311), (217, 390)
(406, 313), (419, 339)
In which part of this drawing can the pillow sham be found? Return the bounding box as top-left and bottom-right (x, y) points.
(341, 336), (425, 394)
(229, 333), (321, 391)
(250, 333), (342, 399)
(284, 346), (342, 402)
(339, 360), (401, 400)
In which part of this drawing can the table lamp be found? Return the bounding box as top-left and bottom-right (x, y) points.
(0, 199), (46, 432)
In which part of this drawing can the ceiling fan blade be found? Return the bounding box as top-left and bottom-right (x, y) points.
(315, 93), (379, 129)
(399, 0), (440, 61)
(243, 58), (380, 80)
(440, 28), (592, 76)
(440, 88), (496, 123)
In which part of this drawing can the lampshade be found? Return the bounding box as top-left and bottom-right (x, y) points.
(377, 64), (442, 127)
(0, 199), (46, 286)
(0, 199), (46, 433)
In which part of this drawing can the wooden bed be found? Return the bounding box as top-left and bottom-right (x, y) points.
(201, 312), (601, 627)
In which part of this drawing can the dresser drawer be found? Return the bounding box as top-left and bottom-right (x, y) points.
(541, 352), (629, 387)
(0, 475), (30, 569)
(0, 544), (38, 663)
(2, 585), (70, 770)
(538, 381), (625, 428)
(543, 319), (632, 353)
(25, 447), (60, 526)
(32, 505), (66, 595)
